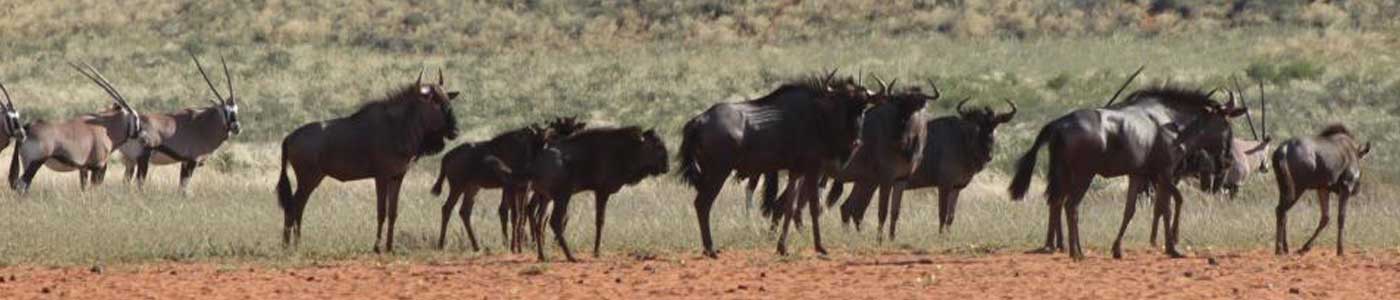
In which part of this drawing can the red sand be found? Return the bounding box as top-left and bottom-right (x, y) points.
(3, 250), (1400, 299)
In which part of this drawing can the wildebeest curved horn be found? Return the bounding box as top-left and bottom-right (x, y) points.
(825, 68), (838, 84)
(925, 79), (941, 100)
(872, 74), (887, 95)
(437, 68), (445, 86)
(956, 97), (973, 115)
(416, 67), (425, 86)
(189, 52), (226, 106)
(221, 55), (234, 105)
(1000, 98), (1018, 117)
(886, 79), (898, 94)
(1205, 88), (1219, 99)
(1103, 65), (1145, 107)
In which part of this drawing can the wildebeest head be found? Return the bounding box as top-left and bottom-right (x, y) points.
(841, 79), (939, 180)
(1171, 90), (1249, 166)
(955, 97), (1016, 163)
(190, 53), (242, 136)
(0, 81), (24, 141)
(1319, 125), (1372, 196)
(636, 128), (670, 176)
(409, 69), (462, 156)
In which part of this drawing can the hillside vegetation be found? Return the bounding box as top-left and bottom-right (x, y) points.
(0, 0), (1398, 265)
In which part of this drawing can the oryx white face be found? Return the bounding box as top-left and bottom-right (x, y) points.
(4, 110), (22, 139)
(222, 102), (241, 135)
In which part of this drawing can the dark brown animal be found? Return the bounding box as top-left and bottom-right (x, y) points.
(527, 127), (669, 261)
(1273, 124), (1371, 256)
(1008, 87), (1247, 260)
(430, 117), (586, 253)
(11, 63), (155, 193)
(276, 70), (459, 253)
(839, 98), (1015, 238)
(678, 71), (873, 257)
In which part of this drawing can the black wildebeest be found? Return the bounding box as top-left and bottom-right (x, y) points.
(430, 117), (586, 253)
(276, 70), (459, 253)
(839, 98), (1016, 238)
(11, 63), (155, 193)
(119, 54), (242, 193)
(1273, 124), (1371, 256)
(527, 126), (669, 262)
(678, 71), (874, 257)
(1008, 87), (1247, 260)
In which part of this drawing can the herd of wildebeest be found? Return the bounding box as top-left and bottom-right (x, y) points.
(0, 56), (1375, 262)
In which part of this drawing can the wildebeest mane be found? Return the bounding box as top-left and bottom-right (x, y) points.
(350, 84), (459, 157)
(1119, 86), (1222, 110)
(750, 74), (842, 105)
(1318, 124), (1353, 138)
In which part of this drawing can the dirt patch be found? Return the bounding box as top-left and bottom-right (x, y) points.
(2, 250), (1399, 299)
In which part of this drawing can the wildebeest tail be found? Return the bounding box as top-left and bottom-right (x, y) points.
(677, 119), (703, 187)
(276, 143), (294, 211)
(430, 163), (447, 196)
(1010, 122), (1057, 200)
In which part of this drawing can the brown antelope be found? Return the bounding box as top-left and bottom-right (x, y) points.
(10, 63), (155, 193)
(119, 54), (241, 193)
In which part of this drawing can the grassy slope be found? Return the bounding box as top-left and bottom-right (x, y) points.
(0, 1), (1399, 265)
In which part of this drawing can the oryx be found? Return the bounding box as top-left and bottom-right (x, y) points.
(119, 54), (241, 193)
(10, 63), (155, 193)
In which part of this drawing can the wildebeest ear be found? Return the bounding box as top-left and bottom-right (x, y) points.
(447, 91), (461, 100)
(1360, 141), (1372, 158)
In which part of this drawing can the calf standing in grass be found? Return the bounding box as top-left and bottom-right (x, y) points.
(527, 126), (669, 262)
(1273, 124), (1371, 256)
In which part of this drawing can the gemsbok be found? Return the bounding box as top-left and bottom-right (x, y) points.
(276, 70), (459, 253)
(119, 53), (242, 193)
(11, 63), (154, 193)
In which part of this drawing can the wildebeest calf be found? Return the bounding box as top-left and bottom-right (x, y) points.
(1273, 124), (1371, 256)
(527, 126), (669, 262)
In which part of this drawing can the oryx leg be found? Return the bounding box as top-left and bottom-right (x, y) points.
(178, 161), (197, 194)
(78, 169), (90, 191)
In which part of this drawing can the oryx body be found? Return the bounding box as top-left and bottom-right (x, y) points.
(119, 54), (240, 192)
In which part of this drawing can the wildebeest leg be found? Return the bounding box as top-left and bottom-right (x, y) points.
(801, 173), (828, 255)
(1064, 178), (1092, 260)
(693, 170), (728, 258)
(503, 187), (525, 253)
(384, 175), (405, 253)
(1112, 177), (1148, 259)
(1164, 183), (1186, 258)
(529, 193), (551, 261)
(744, 176), (758, 214)
(875, 184), (892, 243)
(1028, 196), (1064, 254)
(1297, 190), (1331, 255)
(436, 183), (463, 250)
(887, 182), (906, 242)
(178, 161), (197, 194)
(78, 169), (90, 191)
(840, 182), (877, 231)
(825, 179), (845, 208)
(498, 188), (515, 252)
(1274, 187), (1302, 255)
(776, 173), (801, 256)
(592, 192), (613, 258)
(1336, 193), (1348, 256)
(770, 176), (799, 232)
(283, 171), (324, 247)
(373, 178), (389, 253)
(458, 186), (482, 252)
(548, 191), (578, 262)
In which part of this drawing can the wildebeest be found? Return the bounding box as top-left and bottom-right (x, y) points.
(11, 63), (155, 193)
(276, 70), (459, 253)
(1008, 87), (1247, 260)
(430, 117), (586, 253)
(1273, 124), (1371, 256)
(526, 126), (669, 262)
(838, 98), (1016, 238)
(678, 71), (873, 257)
(119, 54), (242, 193)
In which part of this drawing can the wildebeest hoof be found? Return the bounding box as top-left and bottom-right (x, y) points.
(815, 247), (829, 256)
(1166, 250), (1186, 259)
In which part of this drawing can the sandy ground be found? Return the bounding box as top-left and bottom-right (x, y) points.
(3, 250), (1400, 299)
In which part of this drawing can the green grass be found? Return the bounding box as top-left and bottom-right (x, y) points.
(1, 1), (1399, 266)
